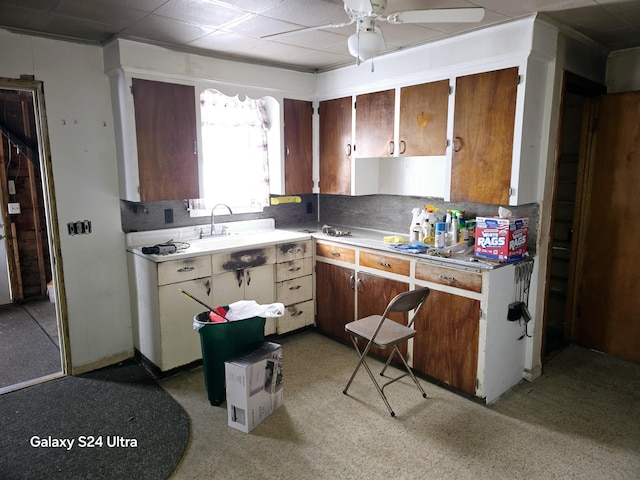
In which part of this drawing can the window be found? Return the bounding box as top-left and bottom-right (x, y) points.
(191, 89), (271, 215)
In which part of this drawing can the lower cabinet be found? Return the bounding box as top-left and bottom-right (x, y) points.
(315, 261), (354, 343)
(275, 240), (314, 334)
(412, 290), (480, 395)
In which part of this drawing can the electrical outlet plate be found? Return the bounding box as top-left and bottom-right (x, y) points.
(8, 202), (21, 214)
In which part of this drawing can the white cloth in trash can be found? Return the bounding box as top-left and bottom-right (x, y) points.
(226, 300), (285, 321)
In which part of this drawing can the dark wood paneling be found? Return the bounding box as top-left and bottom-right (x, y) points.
(355, 89), (395, 157)
(132, 78), (199, 201)
(315, 261), (354, 343)
(413, 290), (479, 394)
(283, 98), (313, 194)
(319, 96), (352, 195)
(450, 67), (518, 204)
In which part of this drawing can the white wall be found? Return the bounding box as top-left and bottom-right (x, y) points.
(0, 29), (133, 372)
(607, 47), (640, 93)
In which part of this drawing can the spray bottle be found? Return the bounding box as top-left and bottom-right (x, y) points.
(410, 207), (422, 243)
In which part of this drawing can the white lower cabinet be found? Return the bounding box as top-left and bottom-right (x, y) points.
(275, 240), (314, 334)
(129, 253), (212, 372)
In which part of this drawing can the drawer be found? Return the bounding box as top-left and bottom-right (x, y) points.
(276, 275), (313, 306)
(211, 245), (275, 274)
(359, 251), (410, 277)
(315, 242), (355, 264)
(415, 261), (482, 293)
(276, 239), (312, 262)
(277, 299), (315, 335)
(158, 255), (212, 285)
(276, 257), (313, 282)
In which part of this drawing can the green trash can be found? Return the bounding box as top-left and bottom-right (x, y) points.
(195, 310), (266, 406)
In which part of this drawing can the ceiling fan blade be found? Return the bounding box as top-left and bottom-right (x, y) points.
(261, 19), (355, 40)
(386, 8), (485, 25)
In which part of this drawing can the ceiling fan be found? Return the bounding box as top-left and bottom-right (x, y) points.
(264, 0), (485, 64)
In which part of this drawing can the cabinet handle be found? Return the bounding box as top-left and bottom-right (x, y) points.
(346, 144), (352, 156)
(289, 285), (301, 290)
(292, 309), (304, 317)
(453, 137), (463, 152)
(288, 247), (302, 254)
(378, 261), (391, 268)
(177, 266), (195, 273)
(357, 278), (363, 292)
(285, 145), (290, 157)
(288, 266), (302, 272)
(349, 275), (355, 290)
(439, 274), (456, 283)
(388, 140), (395, 155)
(205, 280), (211, 296)
(330, 251), (341, 257)
(399, 140), (406, 155)
(193, 140), (197, 155)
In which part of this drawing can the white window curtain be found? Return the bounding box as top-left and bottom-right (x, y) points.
(198, 89), (270, 212)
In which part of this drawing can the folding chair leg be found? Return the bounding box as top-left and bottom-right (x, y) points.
(393, 346), (427, 399)
(343, 336), (396, 416)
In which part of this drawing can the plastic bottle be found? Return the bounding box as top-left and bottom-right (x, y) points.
(410, 208), (421, 238)
(410, 223), (422, 243)
(435, 222), (446, 249)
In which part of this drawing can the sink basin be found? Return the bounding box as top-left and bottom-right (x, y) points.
(186, 229), (311, 254)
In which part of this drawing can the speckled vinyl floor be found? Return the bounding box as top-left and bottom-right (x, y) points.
(161, 330), (640, 480)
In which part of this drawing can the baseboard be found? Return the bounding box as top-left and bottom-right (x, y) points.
(70, 350), (133, 375)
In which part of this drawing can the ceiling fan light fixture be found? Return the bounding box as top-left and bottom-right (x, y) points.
(347, 29), (383, 61)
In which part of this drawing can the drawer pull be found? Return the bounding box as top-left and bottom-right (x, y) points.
(330, 251), (341, 257)
(378, 261), (391, 268)
(292, 310), (304, 317)
(288, 247), (302, 254)
(177, 266), (195, 273)
(439, 274), (456, 283)
(289, 285), (302, 290)
(288, 266), (302, 272)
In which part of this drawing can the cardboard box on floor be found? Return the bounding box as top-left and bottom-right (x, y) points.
(225, 342), (283, 433)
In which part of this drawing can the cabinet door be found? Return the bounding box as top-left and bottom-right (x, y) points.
(211, 270), (244, 307)
(319, 96), (352, 194)
(412, 290), (479, 394)
(356, 272), (408, 361)
(132, 78), (199, 201)
(450, 67), (518, 204)
(158, 277), (212, 370)
(244, 264), (275, 304)
(283, 98), (313, 194)
(355, 89), (395, 157)
(315, 261), (354, 343)
(399, 80), (449, 156)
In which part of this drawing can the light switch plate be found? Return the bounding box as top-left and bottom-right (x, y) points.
(8, 202), (21, 214)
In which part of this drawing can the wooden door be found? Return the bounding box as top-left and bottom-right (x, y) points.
(319, 97), (352, 194)
(355, 89), (395, 157)
(356, 272), (408, 361)
(412, 290), (479, 394)
(399, 80), (449, 156)
(283, 98), (313, 194)
(450, 67), (518, 204)
(315, 261), (354, 342)
(573, 91), (640, 363)
(132, 78), (199, 201)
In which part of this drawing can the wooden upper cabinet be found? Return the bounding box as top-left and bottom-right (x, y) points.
(319, 96), (352, 195)
(355, 89), (395, 157)
(450, 67), (519, 204)
(399, 80), (450, 156)
(283, 98), (313, 194)
(132, 78), (199, 201)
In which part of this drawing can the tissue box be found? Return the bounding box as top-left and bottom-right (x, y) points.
(225, 342), (283, 433)
(474, 216), (528, 262)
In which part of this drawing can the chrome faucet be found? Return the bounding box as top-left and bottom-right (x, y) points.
(210, 203), (233, 236)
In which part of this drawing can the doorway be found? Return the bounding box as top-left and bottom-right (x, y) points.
(543, 72), (605, 360)
(0, 78), (66, 392)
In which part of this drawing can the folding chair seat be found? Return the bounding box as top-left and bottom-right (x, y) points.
(343, 287), (430, 417)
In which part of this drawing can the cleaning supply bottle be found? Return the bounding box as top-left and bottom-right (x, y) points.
(410, 208), (421, 239)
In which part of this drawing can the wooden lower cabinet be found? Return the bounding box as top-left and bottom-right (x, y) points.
(356, 271), (408, 360)
(412, 289), (480, 394)
(315, 261), (354, 343)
